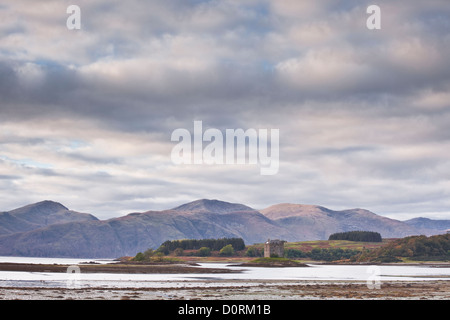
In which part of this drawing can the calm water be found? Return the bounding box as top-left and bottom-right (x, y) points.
(0, 257), (449, 289)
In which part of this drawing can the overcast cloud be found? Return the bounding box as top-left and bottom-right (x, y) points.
(0, 0), (449, 220)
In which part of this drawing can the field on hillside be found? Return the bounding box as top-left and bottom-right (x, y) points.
(283, 239), (391, 251)
(248, 239), (392, 251)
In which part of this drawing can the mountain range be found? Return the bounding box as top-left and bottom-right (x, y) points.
(0, 199), (448, 258)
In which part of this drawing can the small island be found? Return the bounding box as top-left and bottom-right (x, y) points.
(237, 257), (309, 268)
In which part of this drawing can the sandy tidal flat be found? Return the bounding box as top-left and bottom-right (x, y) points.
(0, 280), (449, 300)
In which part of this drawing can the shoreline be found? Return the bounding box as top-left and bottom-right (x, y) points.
(0, 261), (449, 274)
(315, 262), (450, 267)
(0, 262), (241, 274)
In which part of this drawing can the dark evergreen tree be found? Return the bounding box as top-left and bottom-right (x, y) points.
(158, 237), (245, 252)
(328, 231), (382, 242)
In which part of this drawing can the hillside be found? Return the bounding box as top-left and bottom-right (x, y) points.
(0, 200), (98, 236)
(404, 218), (450, 235)
(172, 199), (255, 214)
(0, 200), (292, 257)
(0, 199), (448, 258)
(261, 203), (422, 240)
(357, 233), (450, 262)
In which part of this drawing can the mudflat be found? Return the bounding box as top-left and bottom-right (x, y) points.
(0, 261), (448, 300)
(0, 280), (448, 300)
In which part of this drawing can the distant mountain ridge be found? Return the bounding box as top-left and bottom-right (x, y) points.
(404, 217), (450, 235)
(172, 199), (255, 214)
(0, 199), (448, 258)
(260, 203), (418, 241)
(0, 200), (98, 236)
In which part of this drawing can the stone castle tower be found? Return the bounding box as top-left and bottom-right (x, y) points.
(264, 239), (285, 258)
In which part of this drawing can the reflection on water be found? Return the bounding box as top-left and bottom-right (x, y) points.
(0, 257), (449, 289)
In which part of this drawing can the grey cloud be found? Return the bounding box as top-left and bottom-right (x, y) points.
(0, 0), (449, 219)
(0, 174), (21, 180)
(2, 0), (450, 127)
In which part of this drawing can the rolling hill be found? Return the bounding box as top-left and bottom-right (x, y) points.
(0, 200), (291, 257)
(0, 199), (447, 258)
(260, 203), (419, 240)
(404, 217), (450, 236)
(0, 200), (98, 236)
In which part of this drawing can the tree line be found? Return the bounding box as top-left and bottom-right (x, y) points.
(357, 233), (450, 262)
(158, 237), (245, 253)
(328, 231), (382, 242)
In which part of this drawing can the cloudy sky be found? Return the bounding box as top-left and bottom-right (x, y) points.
(1, 0), (450, 220)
